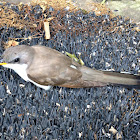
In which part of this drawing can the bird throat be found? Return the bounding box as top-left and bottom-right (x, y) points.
(3, 64), (29, 81)
(3, 63), (51, 90)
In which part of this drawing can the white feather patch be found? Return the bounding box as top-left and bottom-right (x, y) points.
(70, 65), (77, 69)
(3, 64), (51, 90)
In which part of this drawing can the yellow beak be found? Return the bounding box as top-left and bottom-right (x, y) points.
(0, 63), (7, 65)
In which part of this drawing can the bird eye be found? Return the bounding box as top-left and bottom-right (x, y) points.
(14, 58), (20, 63)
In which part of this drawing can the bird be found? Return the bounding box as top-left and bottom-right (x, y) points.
(0, 45), (139, 90)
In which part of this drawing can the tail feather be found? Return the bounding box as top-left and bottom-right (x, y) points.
(103, 71), (140, 87)
(80, 66), (140, 89)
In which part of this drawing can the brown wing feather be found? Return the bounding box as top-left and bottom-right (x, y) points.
(27, 46), (82, 86)
(26, 45), (140, 89)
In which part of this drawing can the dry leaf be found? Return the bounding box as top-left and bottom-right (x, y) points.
(109, 126), (118, 135)
(116, 131), (122, 140)
(4, 40), (19, 49)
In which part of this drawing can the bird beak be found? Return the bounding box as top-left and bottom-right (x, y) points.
(0, 59), (7, 65)
(0, 63), (7, 65)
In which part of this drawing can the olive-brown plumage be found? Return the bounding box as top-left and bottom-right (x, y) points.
(0, 45), (140, 90)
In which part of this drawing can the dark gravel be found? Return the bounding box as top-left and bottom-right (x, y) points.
(0, 4), (140, 140)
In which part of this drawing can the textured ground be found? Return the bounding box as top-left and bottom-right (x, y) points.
(0, 2), (140, 140)
(1, 0), (140, 23)
(72, 0), (140, 23)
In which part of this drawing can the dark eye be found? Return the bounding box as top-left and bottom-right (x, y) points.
(14, 58), (20, 63)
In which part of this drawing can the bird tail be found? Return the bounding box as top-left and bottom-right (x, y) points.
(79, 66), (140, 89)
(102, 71), (140, 89)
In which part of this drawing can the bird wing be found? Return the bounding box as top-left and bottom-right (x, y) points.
(27, 46), (82, 86)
